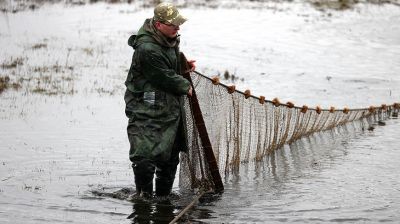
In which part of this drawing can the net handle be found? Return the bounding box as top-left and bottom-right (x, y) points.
(180, 52), (224, 193)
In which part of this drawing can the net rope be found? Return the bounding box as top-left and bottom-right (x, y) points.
(179, 71), (399, 192)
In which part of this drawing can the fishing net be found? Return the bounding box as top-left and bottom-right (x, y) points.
(179, 70), (399, 193)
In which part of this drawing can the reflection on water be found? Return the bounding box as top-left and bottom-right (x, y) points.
(90, 187), (216, 223)
(91, 187), (178, 223)
(189, 117), (400, 223)
(128, 199), (176, 224)
(0, 92), (399, 223)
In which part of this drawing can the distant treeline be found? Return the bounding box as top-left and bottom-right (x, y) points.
(1, 0), (399, 13)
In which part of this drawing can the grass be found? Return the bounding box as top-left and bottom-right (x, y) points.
(1, 57), (24, 69)
(31, 43), (47, 50)
(0, 75), (22, 93)
(23, 183), (42, 191)
(0, 56), (75, 95)
(29, 72), (75, 95)
(1, 0), (399, 13)
(310, 0), (355, 10)
(95, 87), (117, 95)
(309, 0), (400, 10)
(0, 76), (10, 93)
(34, 64), (74, 73)
(82, 47), (94, 56)
(31, 87), (47, 93)
(219, 70), (243, 82)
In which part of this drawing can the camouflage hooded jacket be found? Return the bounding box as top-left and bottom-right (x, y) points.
(124, 18), (191, 162)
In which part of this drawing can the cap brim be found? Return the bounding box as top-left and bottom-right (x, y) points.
(170, 14), (187, 26)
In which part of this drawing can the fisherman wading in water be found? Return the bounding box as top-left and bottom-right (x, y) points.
(124, 2), (195, 198)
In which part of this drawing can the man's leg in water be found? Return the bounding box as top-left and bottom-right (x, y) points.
(155, 141), (180, 197)
(132, 158), (155, 197)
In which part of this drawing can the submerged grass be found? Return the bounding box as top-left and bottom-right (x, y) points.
(31, 43), (47, 50)
(82, 47), (94, 56)
(0, 76), (10, 93)
(0, 75), (22, 93)
(1, 57), (24, 69)
(0, 54), (75, 95)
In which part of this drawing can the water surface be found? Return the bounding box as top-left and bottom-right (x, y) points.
(1, 2), (400, 223)
(193, 118), (400, 223)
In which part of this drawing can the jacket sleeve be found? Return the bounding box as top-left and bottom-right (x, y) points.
(138, 44), (191, 95)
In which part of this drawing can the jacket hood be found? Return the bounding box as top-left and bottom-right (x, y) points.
(128, 18), (179, 49)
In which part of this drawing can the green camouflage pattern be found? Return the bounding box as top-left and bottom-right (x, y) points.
(125, 19), (190, 162)
(153, 2), (187, 26)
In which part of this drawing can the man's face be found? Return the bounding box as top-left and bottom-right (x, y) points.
(155, 21), (180, 38)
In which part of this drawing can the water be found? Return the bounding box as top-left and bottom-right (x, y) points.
(1, 92), (399, 223)
(0, 94), (132, 224)
(196, 118), (400, 223)
(1, 1), (400, 223)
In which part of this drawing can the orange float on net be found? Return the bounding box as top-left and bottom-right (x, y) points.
(369, 106), (375, 113)
(381, 104), (387, 111)
(394, 103), (400, 109)
(244, 90), (251, 99)
(329, 106), (335, 113)
(227, 85), (236, 94)
(343, 107), (349, 114)
(212, 76), (220, 85)
(301, 105), (308, 113)
(286, 101), (294, 108)
(259, 96), (265, 104)
(316, 106), (322, 114)
(272, 97), (280, 107)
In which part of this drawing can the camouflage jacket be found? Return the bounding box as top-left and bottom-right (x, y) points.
(124, 19), (191, 162)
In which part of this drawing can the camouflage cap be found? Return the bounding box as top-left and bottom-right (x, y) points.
(153, 2), (187, 26)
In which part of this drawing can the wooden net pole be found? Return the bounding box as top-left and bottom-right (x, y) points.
(179, 52), (224, 193)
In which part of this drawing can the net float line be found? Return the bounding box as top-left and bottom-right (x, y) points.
(179, 70), (398, 193)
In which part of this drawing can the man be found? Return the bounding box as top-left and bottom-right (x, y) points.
(124, 2), (195, 197)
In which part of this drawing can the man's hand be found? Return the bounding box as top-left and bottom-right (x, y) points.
(187, 86), (193, 97)
(188, 60), (196, 72)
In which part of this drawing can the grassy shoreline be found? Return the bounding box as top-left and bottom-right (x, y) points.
(1, 0), (399, 13)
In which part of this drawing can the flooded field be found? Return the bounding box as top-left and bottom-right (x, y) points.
(196, 118), (400, 223)
(1, 1), (400, 223)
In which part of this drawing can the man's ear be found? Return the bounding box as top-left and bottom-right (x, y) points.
(154, 21), (161, 29)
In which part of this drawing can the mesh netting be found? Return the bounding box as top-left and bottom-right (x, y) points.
(179, 71), (399, 192)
